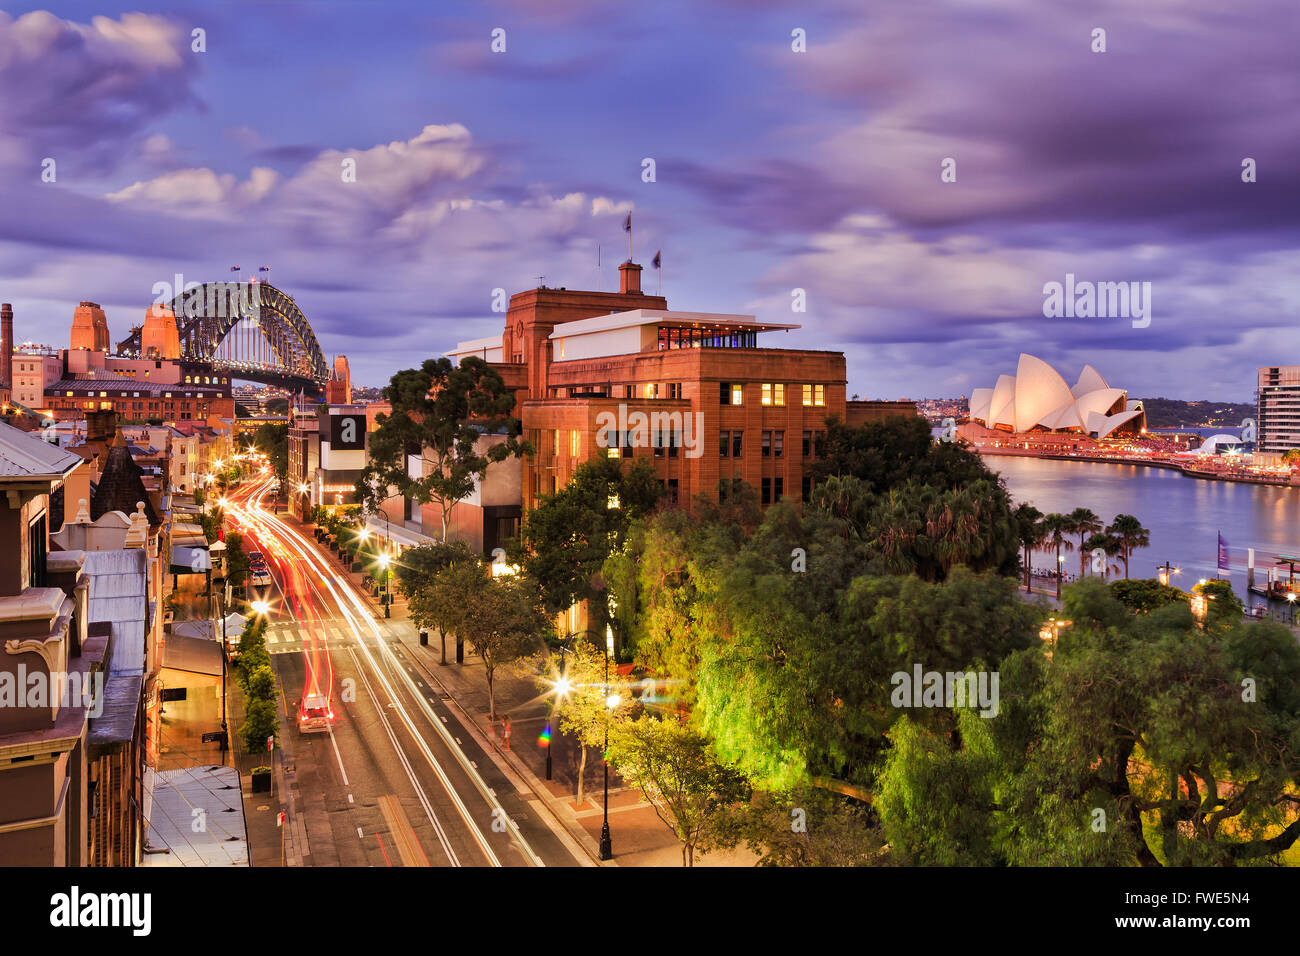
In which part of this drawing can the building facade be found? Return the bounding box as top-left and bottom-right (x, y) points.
(447, 261), (883, 520)
(1257, 365), (1300, 456)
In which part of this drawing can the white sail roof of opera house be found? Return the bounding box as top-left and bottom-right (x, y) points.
(967, 354), (1146, 439)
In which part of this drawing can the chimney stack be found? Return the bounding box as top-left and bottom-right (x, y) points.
(0, 304), (12, 390)
(618, 260), (642, 295)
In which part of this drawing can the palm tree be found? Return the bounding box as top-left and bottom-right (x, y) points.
(1068, 507), (1102, 577)
(1083, 531), (1122, 581)
(1042, 513), (1075, 599)
(1107, 514), (1150, 579)
(1013, 503), (1044, 590)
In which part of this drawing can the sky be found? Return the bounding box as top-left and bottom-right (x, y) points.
(0, 0), (1296, 399)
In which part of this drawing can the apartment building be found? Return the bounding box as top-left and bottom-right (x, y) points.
(1257, 365), (1300, 457)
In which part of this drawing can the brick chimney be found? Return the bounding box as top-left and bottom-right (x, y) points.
(618, 260), (642, 295)
(0, 303), (12, 389)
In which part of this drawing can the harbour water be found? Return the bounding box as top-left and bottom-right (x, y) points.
(987, 455), (1300, 607)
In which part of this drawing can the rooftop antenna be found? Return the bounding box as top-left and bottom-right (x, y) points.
(537, 275), (546, 289)
(597, 244), (601, 292)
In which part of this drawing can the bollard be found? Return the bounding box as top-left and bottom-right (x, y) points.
(419, 629), (428, 647)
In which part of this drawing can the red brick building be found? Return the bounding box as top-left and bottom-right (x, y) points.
(444, 260), (916, 524)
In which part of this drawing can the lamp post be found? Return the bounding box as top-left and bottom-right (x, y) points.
(377, 551), (391, 619)
(599, 626), (616, 861)
(546, 673), (573, 782)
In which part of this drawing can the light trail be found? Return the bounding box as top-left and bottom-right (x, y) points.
(225, 479), (544, 867)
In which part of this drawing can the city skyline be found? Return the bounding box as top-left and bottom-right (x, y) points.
(1, 1), (1296, 401)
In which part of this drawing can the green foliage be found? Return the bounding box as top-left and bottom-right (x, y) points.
(1194, 577), (1245, 627)
(1106, 514), (1151, 578)
(252, 422), (288, 479)
(810, 414), (996, 494)
(1109, 578), (1188, 614)
(397, 542), (487, 663)
(359, 356), (529, 541)
(225, 531), (249, 588)
(458, 574), (549, 719)
(740, 788), (891, 867)
(607, 716), (751, 866)
(517, 456), (663, 647)
(240, 698), (279, 754)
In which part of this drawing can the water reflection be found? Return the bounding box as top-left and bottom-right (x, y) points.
(988, 456), (1300, 605)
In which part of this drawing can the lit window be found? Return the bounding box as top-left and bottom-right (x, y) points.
(569, 430), (579, 457)
(553, 429), (561, 456)
(814, 384), (825, 406)
(645, 383), (658, 399)
(761, 384), (772, 406)
(607, 446), (621, 460)
(774, 384), (785, 406)
(802, 384), (813, 406)
(731, 383), (743, 405)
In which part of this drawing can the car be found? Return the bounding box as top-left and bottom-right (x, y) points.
(248, 551), (265, 567)
(250, 567), (273, 588)
(298, 693), (333, 733)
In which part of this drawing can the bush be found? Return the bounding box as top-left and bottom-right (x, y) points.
(240, 698), (279, 753)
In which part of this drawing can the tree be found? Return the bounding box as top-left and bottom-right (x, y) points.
(253, 421), (288, 479)
(225, 531), (249, 590)
(999, 581), (1300, 866)
(1012, 503), (1044, 589)
(1083, 531), (1121, 580)
(517, 456), (662, 652)
(1193, 577), (1244, 628)
(1106, 514), (1150, 579)
(1109, 578), (1188, 614)
(1067, 507), (1103, 578)
(1041, 513), (1074, 599)
(359, 356), (529, 541)
(394, 540), (483, 665)
(740, 788), (891, 867)
(533, 636), (635, 805)
(459, 574), (549, 720)
(240, 698), (279, 754)
(608, 715), (751, 866)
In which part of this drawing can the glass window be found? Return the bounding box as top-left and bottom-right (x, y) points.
(774, 384), (785, 406)
(762, 431), (771, 457)
(774, 477), (784, 502)
(731, 383), (743, 405)
(719, 431), (729, 458)
(720, 382), (730, 405)
(802, 384), (813, 406)
(774, 431), (784, 458)
(570, 430), (580, 457)
(761, 384), (773, 406)
(814, 384), (826, 407)
(761, 477), (771, 504)
(732, 431), (743, 457)
(802, 430), (812, 456)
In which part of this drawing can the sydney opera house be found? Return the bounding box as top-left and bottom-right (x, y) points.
(968, 354), (1146, 439)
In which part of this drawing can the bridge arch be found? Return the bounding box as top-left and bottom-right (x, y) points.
(115, 281), (330, 393)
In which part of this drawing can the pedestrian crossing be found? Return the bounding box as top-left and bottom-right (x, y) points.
(263, 621), (400, 654)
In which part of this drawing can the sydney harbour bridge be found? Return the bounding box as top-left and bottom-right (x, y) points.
(115, 280), (331, 395)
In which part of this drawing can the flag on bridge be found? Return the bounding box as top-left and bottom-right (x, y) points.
(1217, 531), (1231, 574)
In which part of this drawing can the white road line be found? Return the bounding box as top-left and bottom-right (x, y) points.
(329, 724), (350, 787)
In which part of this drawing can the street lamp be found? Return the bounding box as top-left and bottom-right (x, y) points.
(377, 551), (391, 619)
(545, 674), (573, 781)
(1287, 591), (1296, 625)
(600, 626), (615, 861)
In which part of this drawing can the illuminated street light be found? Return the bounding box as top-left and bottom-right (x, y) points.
(250, 599), (272, 616)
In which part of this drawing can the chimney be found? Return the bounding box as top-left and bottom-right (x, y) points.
(618, 260), (642, 295)
(0, 303), (11, 390)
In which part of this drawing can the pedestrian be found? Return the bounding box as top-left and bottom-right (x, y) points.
(502, 714), (512, 751)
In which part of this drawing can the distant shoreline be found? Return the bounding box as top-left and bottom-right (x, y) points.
(976, 446), (1295, 488)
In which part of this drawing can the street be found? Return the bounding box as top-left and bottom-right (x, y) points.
(224, 478), (580, 867)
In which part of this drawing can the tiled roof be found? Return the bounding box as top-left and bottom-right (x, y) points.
(48, 378), (225, 395)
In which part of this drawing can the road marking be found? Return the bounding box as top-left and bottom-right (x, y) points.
(329, 726), (350, 786)
(348, 793), (354, 804)
(455, 737), (462, 745)
(357, 827), (364, 837)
